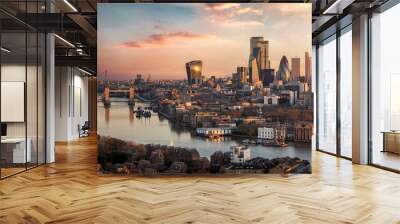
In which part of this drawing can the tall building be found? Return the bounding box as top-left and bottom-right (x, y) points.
(249, 37), (269, 83)
(260, 69), (275, 87)
(305, 51), (311, 84)
(277, 56), (290, 83)
(185, 60), (202, 85)
(237, 66), (248, 83)
(291, 57), (301, 81)
(249, 57), (260, 84)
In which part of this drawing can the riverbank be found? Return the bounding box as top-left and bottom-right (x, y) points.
(98, 135), (311, 175)
(97, 101), (311, 161)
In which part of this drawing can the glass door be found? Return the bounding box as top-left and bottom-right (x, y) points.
(317, 35), (337, 154)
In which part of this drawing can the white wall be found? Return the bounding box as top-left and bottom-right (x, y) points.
(55, 67), (89, 141)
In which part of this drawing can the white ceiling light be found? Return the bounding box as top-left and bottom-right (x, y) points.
(54, 34), (75, 48)
(323, 0), (355, 15)
(78, 67), (93, 76)
(63, 0), (78, 12)
(1, 47), (11, 53)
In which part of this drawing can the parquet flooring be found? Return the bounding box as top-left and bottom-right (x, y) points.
(1, 136), (400, 223)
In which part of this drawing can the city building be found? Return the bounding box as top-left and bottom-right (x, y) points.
(294, 121), (313, 142)
(230, 145), (251, 164)
(196, 127), (232, 137)
(264, 95), (280, 105)
(185, 60), (203, 85)
(249, 57), (260, 84)
(258, 127), (275, 140)
(249, 37), (269, 86)
(280, 90), (296, 105)
(237, 66), (249, 83)
(258, 123), (287, 141)
(277, 56), (290, 83)
(305, 51), (311, 84)
(260, 68), (275, 87)
(291, 57), (301, 81)
(249, 36), (269, 71)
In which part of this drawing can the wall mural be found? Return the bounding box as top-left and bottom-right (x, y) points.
(97, 3), (313, 175)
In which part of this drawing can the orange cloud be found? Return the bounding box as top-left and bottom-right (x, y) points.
(204, 3), (241, 11)
(203, 3), (263, 27)
(119, 32), (212, 48)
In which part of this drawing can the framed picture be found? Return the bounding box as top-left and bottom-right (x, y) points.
(97, 3), (313, 175)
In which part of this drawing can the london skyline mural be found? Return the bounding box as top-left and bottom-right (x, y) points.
(97, 3), (313, 175)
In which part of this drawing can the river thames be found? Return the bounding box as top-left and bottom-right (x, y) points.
(98, 100), (311, 161)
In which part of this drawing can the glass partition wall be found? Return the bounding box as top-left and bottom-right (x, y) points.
(316, 26), (353, 159)
(339, 27), (352, 159)
(0, 3), (46, 179)
(317, 35), (337, 155)
(370, 3), (400, 171)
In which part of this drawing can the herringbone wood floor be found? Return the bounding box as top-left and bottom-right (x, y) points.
(1, 136), (400, 224)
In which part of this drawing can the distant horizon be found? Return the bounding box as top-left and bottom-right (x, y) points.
(98, 3), (311, 81)
(98, 74), (229, 82)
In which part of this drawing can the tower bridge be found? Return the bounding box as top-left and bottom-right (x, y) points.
(102, 86), (135, 106)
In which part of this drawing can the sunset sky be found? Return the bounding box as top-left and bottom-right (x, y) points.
(98, 3), (311, 80)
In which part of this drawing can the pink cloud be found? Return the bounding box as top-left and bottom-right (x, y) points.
(119, 32), (212, 48)
(220, 20), (264, 27)
(236, 7), (263, 16)
(203, 3), (264, 27)
(204, 3), (241, 11)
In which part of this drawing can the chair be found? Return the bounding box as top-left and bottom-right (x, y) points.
(79, 121), (90, 138)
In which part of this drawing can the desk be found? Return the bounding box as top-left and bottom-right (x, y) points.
(382, 131), (400, 154)
(1, 138), (31, 163)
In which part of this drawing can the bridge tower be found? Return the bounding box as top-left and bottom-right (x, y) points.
(128, 84), (135, 106)
(103, 85), (111, 107)
(102, 70), (111, 107)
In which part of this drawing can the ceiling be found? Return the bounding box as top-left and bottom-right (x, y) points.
(0, 0), (392, 75)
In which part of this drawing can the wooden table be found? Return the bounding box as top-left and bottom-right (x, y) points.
(382, 131), (400, 154)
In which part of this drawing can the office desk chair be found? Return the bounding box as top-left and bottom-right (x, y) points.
(79, 121), (90, 138)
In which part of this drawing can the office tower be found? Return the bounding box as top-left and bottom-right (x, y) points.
(237, 66), (248, 83)
(249, 37), (269, 82)
(249, 57), (260, 84)
(291, 57), (301, 81)
(260, 68), (275, 86)
(185, 60), (203, 85)
(305, 51), (311, 84)
(277, 56), (290, 83)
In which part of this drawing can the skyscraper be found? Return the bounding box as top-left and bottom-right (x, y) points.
(277, 56), (290, 83)
(185, 60), (202, 85)
(291, 57), (301, 81)
(237, 67), (248, 83)
(249, 37), (269, 83)
(249, 57), (260, 84)
(305, 51), (311, 84)
(260, 69), (275, 87)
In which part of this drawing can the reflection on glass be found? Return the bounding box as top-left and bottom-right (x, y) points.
(0, 2), (46, 178)
(317, 37), (337, 154)
(1, 31), (27, 177)
(129, 106), (134, 124)
(340, 29), (352, 158)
